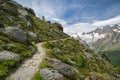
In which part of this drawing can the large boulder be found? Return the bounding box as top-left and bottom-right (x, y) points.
(0, 27), (28, 44)
(46, 58), (76, 79)
(0, 51), (20, 60)
(40, 68), (64, 80)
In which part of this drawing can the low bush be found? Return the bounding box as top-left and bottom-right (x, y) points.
(39, 61), (51, 69)
(0, 59), (18, 77)
(76, 54), (86, 68)
(32, 72), (44, 80)
(116, 67), (120, 74)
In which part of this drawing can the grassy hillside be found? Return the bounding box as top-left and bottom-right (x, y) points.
(0, 0), (68, 79)
(0, 0), (120, 80)
(36, 38), (120, 80)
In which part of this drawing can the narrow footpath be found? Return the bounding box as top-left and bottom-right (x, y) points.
(7, 43), (45, 80)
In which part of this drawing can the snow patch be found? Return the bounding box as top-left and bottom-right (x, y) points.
(80, 33), (106, 44)
(113, 29), (120, 33)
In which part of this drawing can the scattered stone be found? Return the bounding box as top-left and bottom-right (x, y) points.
(0, 51), (20, 60)
(46, 58), (76, 79)
(40, 68), (64, 80)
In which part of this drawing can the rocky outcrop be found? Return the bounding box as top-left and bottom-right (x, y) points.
(46, 58), (76, 79)
(40, 68), (64, 80)
(0, 27), (28, 44)
(0, 51), (20, 60)
(28, 32), (37, 41)
(52, 22), (63, 31)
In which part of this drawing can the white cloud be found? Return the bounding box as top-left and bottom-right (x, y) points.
(64, 23), (93, 35)
(91, 15), (120, 26)
(31, 0), (57, 18)
(14, 0), (120, 35)
(64, 15), (120, 35)
(51, 18), (67, 26)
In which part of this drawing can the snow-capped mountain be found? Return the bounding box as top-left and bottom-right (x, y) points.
(72, 24), (120, 66)
(79, 24), (120, 46)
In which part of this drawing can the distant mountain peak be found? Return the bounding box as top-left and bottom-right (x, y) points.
(72, 24), (120, 66)
(73, 24), (120, 45)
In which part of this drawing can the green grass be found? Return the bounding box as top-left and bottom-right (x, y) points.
(116, 66), (120, 74)
(0, 34), (35, 79)
(32, 61), (50, 80)
(42, 37), (119, 79)
(0, 1), (69, 79)
(0, 59), (18, 77)
(39, 61), (51, 69)
(1, 1), (118, 79)
(32, 72), (44, 80)
(42, 38), (87, 66)
(76, 54), (86, 68)
(0, 35), (35, 58)
(42, 38), (88, 78)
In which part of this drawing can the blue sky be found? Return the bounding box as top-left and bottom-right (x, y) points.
(14, 0), (120, 34)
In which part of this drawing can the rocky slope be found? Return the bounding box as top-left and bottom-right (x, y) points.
(41, 38), (120, 80)
(0, 0), (120, 80)
(0, 0), (68, 79)
(78, 24), (120, 66)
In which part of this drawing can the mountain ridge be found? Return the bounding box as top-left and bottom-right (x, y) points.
(0, 0), (120, 80)
(77, 24), (120, 66)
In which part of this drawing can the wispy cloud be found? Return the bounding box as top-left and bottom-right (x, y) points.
(64, 15), (120, 34)
(31, 0), (57, 18)
(15, 0), (67, 19)
(51, 18), (67, 25)
(91, 15), (120, 26)
(102, 2), (120, 19)
(14, 0), (120, 35)
(64, 23), (91, 35)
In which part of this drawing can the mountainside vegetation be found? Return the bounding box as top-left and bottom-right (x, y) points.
(0, 0), (120, 80)
(39, 38), (120, 80)
(0, 0), (68, 79)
